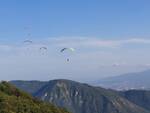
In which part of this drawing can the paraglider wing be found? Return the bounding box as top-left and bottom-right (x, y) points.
(23, 40), (33, 45)
(60, 48), (75, 52)
(40, 47), (48, 50)
(69, 48), (75, 51)
(60, 48), (67, 52)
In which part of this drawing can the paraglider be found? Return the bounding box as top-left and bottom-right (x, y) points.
(39, 46), (48, 55)
(23, 40), (33, 55)
(22, 26), (35, 55)
(60, 48), (75, 62)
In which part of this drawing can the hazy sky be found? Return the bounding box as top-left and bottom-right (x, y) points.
(0, 0), (150, 82)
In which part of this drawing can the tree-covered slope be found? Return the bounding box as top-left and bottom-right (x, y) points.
(0, 81), (70, 113)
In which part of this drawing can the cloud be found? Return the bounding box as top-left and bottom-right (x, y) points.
(0, 45), (13, 51)
(124, 38), (150, 44)
(137, 64), (150, 68)
(112, 63), (123, 67)
(46, 37), (150, 48)
(0, 37), (150, 81)
(0, 37), (149, 59)
(0, 37), (150, 52)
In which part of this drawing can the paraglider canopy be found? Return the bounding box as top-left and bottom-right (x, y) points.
(40, 47), (48, 50)
(60, 48), (75, 52)
(23, 40), (33, 45)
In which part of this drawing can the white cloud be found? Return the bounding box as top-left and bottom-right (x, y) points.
(137, 64), (150, 68)
(0, 37), (150, 81)
(0, 45), (14, 51)
(0, 37), (150, 52)
(124, 38), (150, 44)
(46, 37), (150, 48)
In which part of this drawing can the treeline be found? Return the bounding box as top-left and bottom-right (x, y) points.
(0, 81), (70, 113)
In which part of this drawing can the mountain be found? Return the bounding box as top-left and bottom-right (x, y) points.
(11, 79), (150, 113)
(95, 69), (150, 90)
(0, 81), (70, 113)
(119, 90), (150, 111)
(10, 80), (48, 94)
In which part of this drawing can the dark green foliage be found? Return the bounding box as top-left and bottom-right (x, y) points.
(0, 81), (70, 113)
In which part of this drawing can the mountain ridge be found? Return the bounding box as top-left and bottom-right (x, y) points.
(95, 69), (150, 90)
(11, 79), (150, 113)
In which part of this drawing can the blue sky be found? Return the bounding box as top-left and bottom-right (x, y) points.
(0, 0), (150, 81)
(0, 0), (150, 42)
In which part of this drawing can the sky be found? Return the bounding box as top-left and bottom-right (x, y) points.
(0, 0), (150, 82)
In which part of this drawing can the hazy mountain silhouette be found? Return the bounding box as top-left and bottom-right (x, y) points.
(95, 69), (150, 90)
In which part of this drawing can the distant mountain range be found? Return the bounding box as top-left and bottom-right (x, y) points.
(0, 81), (70, 113)
(11, 79), (150, 113)
(94, 69), (150, 90)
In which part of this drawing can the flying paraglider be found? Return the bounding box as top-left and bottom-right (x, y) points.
(60, 48), (75, 62)
(23, 40), (33, 55)
(39, 46), (48, 55)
